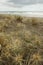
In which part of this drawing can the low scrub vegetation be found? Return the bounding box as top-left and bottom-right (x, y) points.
(0, 14), (43, 65)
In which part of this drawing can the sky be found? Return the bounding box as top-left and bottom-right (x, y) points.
(0, 0), (19, 11)
(0, 0), (7, 2)
(0, 0), (43, 5)
(8, 0), (43, 5)
(0, 0), (43, 11)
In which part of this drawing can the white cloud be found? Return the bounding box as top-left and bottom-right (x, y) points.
(0, 1), (19, 11)
(0, 0), (20, 11)
(0, 0), (7, 2)
(0, 2), (43, 12)
(20, 4), (43, 11)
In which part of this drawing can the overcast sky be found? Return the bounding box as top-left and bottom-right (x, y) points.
(8, 0), (43, 5)
(0, 0), (43, 11)
(0, 0), (43, 5)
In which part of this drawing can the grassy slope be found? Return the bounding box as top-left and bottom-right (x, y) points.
(0, 14), (43, 65)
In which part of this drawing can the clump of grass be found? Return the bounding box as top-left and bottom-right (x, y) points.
(32, 18), (38, 26)
(15, 15), (23, 22)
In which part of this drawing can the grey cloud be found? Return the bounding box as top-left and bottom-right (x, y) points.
(8, 0), (43, 5)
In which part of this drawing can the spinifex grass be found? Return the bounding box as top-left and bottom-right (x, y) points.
(0, 14), (43, 65)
